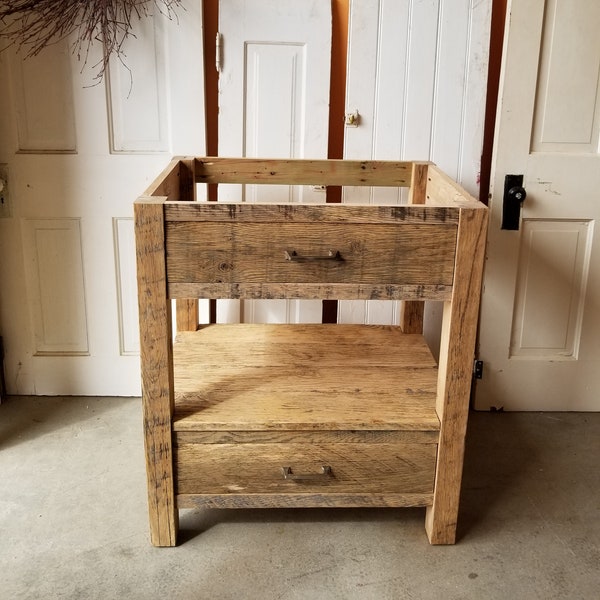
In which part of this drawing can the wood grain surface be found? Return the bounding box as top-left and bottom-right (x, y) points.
(195, 157), (414, 186)
(172, 324), (440, 432)
(175, 442), (437, 496)
(135, 157), (489, 546)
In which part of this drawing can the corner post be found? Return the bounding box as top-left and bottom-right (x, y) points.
(400, 162), (429, 333)
(135, 198), (178, 547)
(175, 157), (199, 332)
(425, 204), (488, 544)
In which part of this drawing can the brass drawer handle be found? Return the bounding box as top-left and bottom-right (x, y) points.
(281, 466), (333, 481)
(284, 249), (344, 263)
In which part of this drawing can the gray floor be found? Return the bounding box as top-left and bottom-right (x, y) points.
(1, 396), (599, 600)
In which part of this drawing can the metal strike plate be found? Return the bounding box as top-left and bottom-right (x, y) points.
(501, 174), (527, 230)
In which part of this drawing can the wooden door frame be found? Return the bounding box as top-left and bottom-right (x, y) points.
(479, 0), (507, 204)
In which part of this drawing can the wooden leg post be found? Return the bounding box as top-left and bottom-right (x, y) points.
(425, 206), (488, 544)
(400, 162), (429, 334)
(135, 199), (178, 546)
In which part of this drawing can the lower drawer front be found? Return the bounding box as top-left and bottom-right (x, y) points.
(175, 443), (436, 495)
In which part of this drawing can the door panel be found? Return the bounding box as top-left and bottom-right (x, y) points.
(477, 0), (600, 410)
(510, 219), (592, 360)
(21, 218), (88, 355)
(9, 40), (77, 153)
(217, 0), (332, 325)
(107, 13), (170, 154)
(0, 1), (205, 395)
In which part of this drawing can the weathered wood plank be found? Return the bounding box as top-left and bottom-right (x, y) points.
(195, 157), (413, 186)
(175, 443), (437, 495)
(425, 164), (488, 209)
(134, 200), (178, 547)
(175, 430), (439, 445)
(177, 493), (434, 509)
(175, 300), (198, 333)
(168, 282), (452, 301)
(178, 157), (196, 202)
(165, 222), (457, 286)
(401, 162), (430, 334)
(164, 201), (460, 224)
(408, 162), (430, 205)
(425, 205), (489, 544)
(172, 325), (440, 432)
(143, 158), (183, 199)
(174, 158), (198, 332)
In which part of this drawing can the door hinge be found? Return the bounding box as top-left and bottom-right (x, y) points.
(0, 336), (6, 401)
(473, 360), (483, 379)
(215, 32), (223, 73)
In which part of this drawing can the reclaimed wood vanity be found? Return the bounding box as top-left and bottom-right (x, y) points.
(135, 157), (487, 546)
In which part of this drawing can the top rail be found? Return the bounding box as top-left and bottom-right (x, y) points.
(139, 157), (488, 213)
(194, 157), (418, 187)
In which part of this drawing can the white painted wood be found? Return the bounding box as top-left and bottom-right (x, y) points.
(510, 220), (592, 360)
(8, 41), (76, 153)
(0, 1), (205, 395)
(218, 0), (332, 325)
(107, 13), (169, 153)
(21, 218), (89, 355)
(340, 0), (492, 334)
(477, 0), (600, 411)
(113, 218), (140, 355)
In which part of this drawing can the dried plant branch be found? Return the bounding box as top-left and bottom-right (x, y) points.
(0, 0), (181, 81)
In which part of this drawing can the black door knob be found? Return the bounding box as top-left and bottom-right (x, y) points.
(507, 186), (526, 203)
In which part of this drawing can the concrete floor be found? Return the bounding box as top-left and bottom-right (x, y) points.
(1, 396), (599, 600)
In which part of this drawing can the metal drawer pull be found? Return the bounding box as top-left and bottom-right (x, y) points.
(284, 249), (343, 262)
(281, 466), (333, 481)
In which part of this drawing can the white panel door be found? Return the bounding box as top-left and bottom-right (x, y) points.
(341, 0), (491, 340)
(217, 0), (332, 325)
(476, 0), (600, 410)
(0, 1), (205, 395)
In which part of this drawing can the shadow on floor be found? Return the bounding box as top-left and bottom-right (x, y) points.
(459, 410), (545, 540)
(0, 395), (132, 450)
(178, 505), (426, 544)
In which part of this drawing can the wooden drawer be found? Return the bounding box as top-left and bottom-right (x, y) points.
(175, 442), (437, 496)
(166, 221), (456, 287)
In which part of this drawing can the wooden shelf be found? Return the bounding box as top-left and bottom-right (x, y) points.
(173, 324), (440, 433)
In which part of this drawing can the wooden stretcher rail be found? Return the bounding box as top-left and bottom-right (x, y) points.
(425, 164), (482, 208)
(162, 201), (460, 224)
(177, 493), (434, 510)
(167, 282), (453, 301)
(194, 157), (417, 187)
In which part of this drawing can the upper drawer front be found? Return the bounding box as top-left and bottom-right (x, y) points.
(166, 221), (457, 287)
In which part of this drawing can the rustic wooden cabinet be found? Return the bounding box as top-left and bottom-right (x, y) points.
(135, 157), (487, 546)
